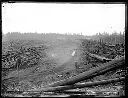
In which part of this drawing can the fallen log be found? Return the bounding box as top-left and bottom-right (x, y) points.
(5, 56), (125, 93)
(25, 56), (125, 92)
(43, 56), (125, 87)
(23, 77), (124, 93)
(86, 51), (112, 61)
(39, 77), (125, 92)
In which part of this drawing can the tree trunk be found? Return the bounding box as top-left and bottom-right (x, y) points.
(38, 77), (125, 92)
(44, 56), (125, 87)
(86, 51), (112, 61)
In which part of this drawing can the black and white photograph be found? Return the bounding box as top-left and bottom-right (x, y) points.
(2, 2), (125, 97)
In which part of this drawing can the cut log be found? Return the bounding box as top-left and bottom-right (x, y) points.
(43, 56), (125, 87)
(39, 77), (125, 92)
(25, 56), (125, 92)
(24, 77), (124, 93)
(5, 56), (125, 93)
(86, 51), (112, 61)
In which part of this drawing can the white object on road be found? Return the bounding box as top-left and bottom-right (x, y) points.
(51, 53), (56, 57)
(72, 50), (76, 56)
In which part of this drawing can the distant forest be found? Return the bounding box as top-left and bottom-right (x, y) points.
(2, 32), (84, 41)
(88, 32), (125, 45)
(2, 32), (125, 45)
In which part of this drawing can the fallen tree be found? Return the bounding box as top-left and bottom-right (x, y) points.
(23, 56), (125, 93)
(43, 56), (125, 87)
(39, 77), (125, 92)
(4, 56), (125, 93)
(85, 51), (113, 61)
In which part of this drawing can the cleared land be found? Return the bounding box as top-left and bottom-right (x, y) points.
(2, 33), (125, 97)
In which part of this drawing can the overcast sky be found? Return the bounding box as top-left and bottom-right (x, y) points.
(2, 3), (125, 36)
